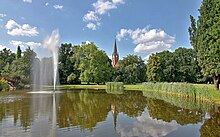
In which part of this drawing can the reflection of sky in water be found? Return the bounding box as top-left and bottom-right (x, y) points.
(116, 108), (178, 137)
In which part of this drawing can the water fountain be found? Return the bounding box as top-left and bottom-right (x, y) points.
(31, 30), (60, 92)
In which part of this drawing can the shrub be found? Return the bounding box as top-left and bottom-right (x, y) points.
(0, 78), (9, 92)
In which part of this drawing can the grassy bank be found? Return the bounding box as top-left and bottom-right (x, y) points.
(57, 83), (220, 105)
(58, 84), (106, 90)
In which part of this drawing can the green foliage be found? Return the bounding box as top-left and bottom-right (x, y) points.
(59, 43), (80, 84)
(146, 53), (161, 82)
(113, 55), (146, 84)
(16, 46), (22, 59)
(0, 78), (9, 92)
(73, 42), (112, 84)
(0, 48), (16, 75)
(190, 0), (220, 89)
(147, 48), (202, 83)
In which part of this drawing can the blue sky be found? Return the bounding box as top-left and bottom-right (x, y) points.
(0, 0), (202, 59)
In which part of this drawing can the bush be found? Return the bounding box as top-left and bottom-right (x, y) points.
(0, 78), (9, 92)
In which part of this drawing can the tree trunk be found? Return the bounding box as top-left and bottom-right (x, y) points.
(214, 75), (219, 90)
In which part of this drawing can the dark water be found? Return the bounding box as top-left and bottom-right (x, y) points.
(0, 90), (220, 137)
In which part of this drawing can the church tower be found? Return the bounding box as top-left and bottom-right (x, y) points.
(112, 39), (119, 68)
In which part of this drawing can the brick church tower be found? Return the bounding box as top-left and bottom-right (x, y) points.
(112, 39), (119, 68)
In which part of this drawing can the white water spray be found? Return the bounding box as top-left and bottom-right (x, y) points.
(43, 30), (60, 91)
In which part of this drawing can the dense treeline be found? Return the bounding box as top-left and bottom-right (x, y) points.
(0, 46), (36, 89)
(58, 42), (146, 84)
(146, 48), (202, 83)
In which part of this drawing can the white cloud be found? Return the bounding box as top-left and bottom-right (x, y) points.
(117, 110), (177, 137)
(53, 5), (63, 10)
(83, 0), (125, 30)
(117, 27), (175, 56)
(112, 0), (125, 4)
(86, 22), (97, 30)
(23, 0), (32, 3)
(45, 2), (49, 6)
(0, 13), (6, 18)
(83, 11), (100, 22)
(10, 40), (41, 49)
(93, 0), (117, 15)
(0, 44), (6, 51)
(5, 19), (39, 37)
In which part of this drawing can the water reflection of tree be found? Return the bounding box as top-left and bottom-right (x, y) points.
(57, 90), (146, 131)
(200, 106), (220, 137)
(0, 96), (32, 131)
(146, 98), (206, 125)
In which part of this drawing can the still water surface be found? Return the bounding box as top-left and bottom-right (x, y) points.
(0, 90), (219, 137)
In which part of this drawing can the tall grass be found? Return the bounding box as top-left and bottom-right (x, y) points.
(142, 82), (212, 101)
(106, 82), (124, 94)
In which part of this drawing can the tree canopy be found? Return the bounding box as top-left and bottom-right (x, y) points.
(189, 0), (220, 90)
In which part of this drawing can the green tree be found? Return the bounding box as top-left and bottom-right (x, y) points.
(156, 51), (176, 82)
(146, 54), (161, 82)
(10, 47), (36, 84)
(0, 48), (16, 75)
(195, 0), (220, 90)
(73, 42), (112, 84)
(116, 55), (146, 84)
(174, 48), (198, 83)
(58, 43), (80, 84)
(16, 46), (22, 59)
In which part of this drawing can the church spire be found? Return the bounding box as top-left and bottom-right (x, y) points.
(112, 38), (119, 68)
(113, 38), (117, 54)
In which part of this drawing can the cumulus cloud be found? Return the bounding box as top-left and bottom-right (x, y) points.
(0, 13), (6, 18)
(10, 40), (41, 49)
(23, 0), (32, 3)
(86, 22), (97, 30)
(53, 5), (63, 10)
(83, 11), (100, 22)
(93, 0), (117, 15)
(83, 0), (125, 30)
(0, 44), (7, 51)
(45, 2), (49, 6)
(117, 27), (175, 56)
(5, 19), (39, 37)
(117, 110), (177, 137)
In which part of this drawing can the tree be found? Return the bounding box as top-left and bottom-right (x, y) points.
(12, 47), (36, 84)
(146, 54), (161, 82)
(115, 55), (146, 84)
(156, 51), (176, 82)
(58, 43), (80, 84)
(195, 0), (220, 90)
(16, 46), (22, 59)
(73, 42), (112, 84)
(0, 48), (16, 75)
(173, 48), (198, 83)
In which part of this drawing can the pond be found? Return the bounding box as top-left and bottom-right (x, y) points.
(0, 89), (219, 137)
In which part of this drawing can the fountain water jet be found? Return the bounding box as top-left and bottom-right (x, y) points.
(31, 30), (60, 92)
(43, 30), (60, 91)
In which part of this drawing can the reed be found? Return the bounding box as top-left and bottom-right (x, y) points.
(142, 82), (212, 101)
(106, 82), (124, 94)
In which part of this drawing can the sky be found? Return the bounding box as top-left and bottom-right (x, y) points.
(0, 0), (202, 59)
